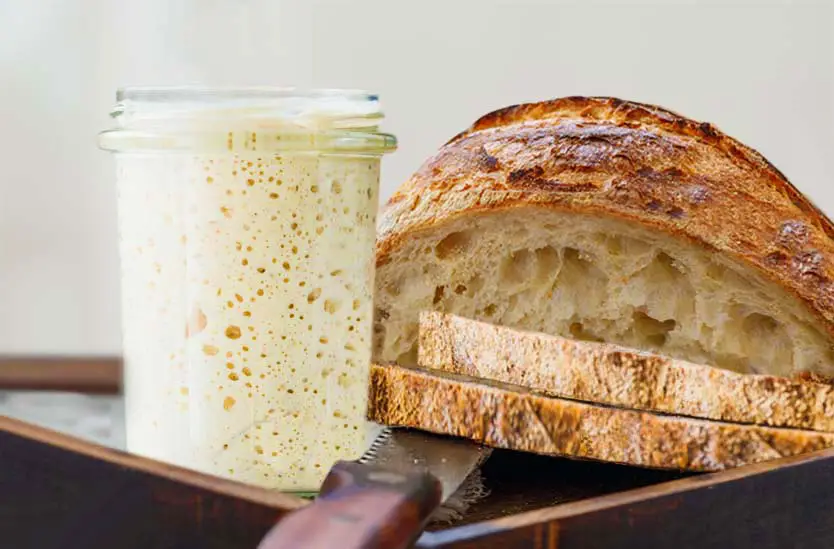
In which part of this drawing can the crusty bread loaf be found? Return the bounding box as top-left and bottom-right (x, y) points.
(419, 312), (834, 432)
(373, 97), (834, 378)
(368, 363), (834, 472)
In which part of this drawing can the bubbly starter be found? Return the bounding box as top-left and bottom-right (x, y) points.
(116, 140), (380, 491)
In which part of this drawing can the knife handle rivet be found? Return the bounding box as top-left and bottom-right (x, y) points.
(367, 471), (407, 485)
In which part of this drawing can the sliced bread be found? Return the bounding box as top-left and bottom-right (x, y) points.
(418, 312), (834, 433)
(373, 97), (834, 379)
(368, 363), (834, 472)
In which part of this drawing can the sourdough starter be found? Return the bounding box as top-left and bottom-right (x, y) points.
(112, 122), (386, 490)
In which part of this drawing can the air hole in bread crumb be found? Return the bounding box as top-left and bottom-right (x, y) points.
(655, 251), (683, 273)
(432, 286), (446, 305)
(741, 313), (792, 369)
(435, 230), (473, 260)
(742, 313), (780, 338)
(562, 247), (591, 269)
(500, 249), (535, 285)
(569, 321), (604, 342)
(534, 246), (561, 283)
(632, 311), (676, 347)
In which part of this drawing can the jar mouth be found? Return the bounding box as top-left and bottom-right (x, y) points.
(115, 86), (377, 103)
(100, 86), (396, 154)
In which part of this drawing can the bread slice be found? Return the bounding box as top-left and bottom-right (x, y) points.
(368, 363), (834, 472)
(373, 97), (834, 378)
(419, 312), (834, 433)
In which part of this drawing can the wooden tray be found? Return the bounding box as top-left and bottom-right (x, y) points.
(3, 357), (834, 548)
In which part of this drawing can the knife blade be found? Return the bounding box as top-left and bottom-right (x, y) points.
(358, 428), (491, 503)
(257, 428), (491, 549)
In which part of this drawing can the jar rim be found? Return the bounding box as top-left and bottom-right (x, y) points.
(100, 86), (396, 154)
(112, 86), (380, 117)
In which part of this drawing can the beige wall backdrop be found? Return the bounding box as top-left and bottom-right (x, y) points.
(0, 0), (832, 355)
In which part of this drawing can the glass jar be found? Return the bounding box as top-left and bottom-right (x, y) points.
(99, 87), (396, 492)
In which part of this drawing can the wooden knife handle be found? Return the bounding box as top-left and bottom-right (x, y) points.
(257, 461), (442, 549)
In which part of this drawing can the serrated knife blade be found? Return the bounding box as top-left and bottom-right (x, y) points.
(258, 428), (491, 549)
(358, 427), (492, 503)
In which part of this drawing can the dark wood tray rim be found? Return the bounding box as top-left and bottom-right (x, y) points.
(4, 356), (834, 548)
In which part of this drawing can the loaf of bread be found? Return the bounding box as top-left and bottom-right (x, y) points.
(368, 363), (834, 472)
(373, 97), (834, 378)
(419, 312), (834, 432)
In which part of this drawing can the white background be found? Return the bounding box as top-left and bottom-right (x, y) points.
(1, 0), (832, 355)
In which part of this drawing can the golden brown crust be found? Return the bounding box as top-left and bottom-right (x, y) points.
(376, 96), (834, 338)
(418, 312), (834, 432)
(368, 363), (834, 472)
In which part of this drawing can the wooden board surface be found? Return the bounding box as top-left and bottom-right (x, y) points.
(5, 414), (834, 549)
(425, 451), (690, 531)
(3, 357), (834, 548)
(417, 446), (834, 548)
(0, 356), (120, 394)
(0, 416), (304, 549)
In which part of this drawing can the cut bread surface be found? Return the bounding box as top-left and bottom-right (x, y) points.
(368, 363), (834, 472)
(419, 312), (834, 432)
(375, 210), (834, 377)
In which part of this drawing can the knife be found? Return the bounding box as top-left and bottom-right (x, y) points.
(257, 428), (492, 549)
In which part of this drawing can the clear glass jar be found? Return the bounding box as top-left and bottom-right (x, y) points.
(99, 87), (396, 492)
